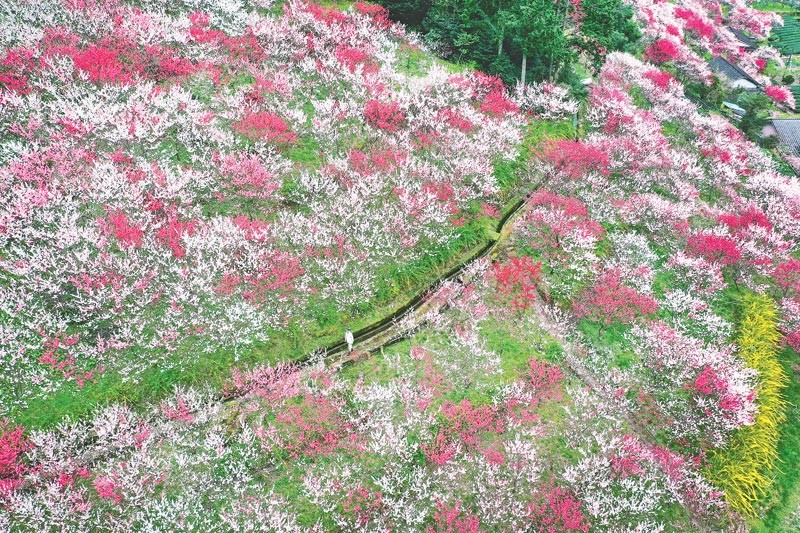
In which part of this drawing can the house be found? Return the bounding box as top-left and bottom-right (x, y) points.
(708, 56), (761, 90)
(766, 119), (800, 153)
(729, 28), (757, 51)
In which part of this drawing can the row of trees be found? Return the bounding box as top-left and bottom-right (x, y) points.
(378, 0), (640, 84)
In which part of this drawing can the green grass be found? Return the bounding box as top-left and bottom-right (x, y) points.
(577, 320), (638, 369)
(12, 330), (306, 428)
(393, 42), (471, 78)
(525, 120), (575, 148)
(318, 0), (354, 9)
(338, 301), (567, 402)
(493, 119), (574, 195)
(7, 67), (574, 430)
(8, 198), (505, 429)
(395, 44), (434, 77)
(482, 318), (535, 370)
(480, 316), (564, 380)
(286, 134), (323, 168)
(753, 346), (800, 532)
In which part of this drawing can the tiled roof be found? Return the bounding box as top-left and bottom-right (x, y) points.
(708, 56), (760, 87)
(772, 119), (800, 150)
(729, 27), (757, 48)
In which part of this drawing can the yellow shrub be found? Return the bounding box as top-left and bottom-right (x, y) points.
(707, 294), (788, 517)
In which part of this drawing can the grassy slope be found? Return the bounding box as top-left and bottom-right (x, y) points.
(6, 0), (567, 427)
(753, 345), (800, 532)
(749, 4), (800, 528)
(753, 1), (797, 14)
(10, 109), (574, 428)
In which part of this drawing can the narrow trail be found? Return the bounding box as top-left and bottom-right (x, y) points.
(310, 194), (532, 369)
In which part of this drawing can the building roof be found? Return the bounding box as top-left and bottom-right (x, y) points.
(708, 56), (760, 87)
(729, 27), (757, 49)
(772, 119), (800, 150)
(722, 101), (746, 116)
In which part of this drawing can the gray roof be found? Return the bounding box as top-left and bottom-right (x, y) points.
(772, 119), (800, 150)
(722, 101), (746, 115)
(708, 56), (760, 87)
(729, 28), (757, 49)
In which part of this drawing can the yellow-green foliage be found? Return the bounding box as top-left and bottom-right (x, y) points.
(707, 295), (788, 517)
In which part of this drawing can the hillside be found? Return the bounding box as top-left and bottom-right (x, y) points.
(0, 0), (540, 427)
(2, 0), (800, 531)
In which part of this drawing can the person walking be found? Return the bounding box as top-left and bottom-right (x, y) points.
(345, 329), (354, 353)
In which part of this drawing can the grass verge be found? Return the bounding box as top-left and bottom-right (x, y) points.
(752, 344), (800, 532)
(706, 294), (788, 518)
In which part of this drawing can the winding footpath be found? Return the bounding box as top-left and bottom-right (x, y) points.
(317, 194), (531, 369)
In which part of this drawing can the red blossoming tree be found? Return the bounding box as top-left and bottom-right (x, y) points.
(574, 269), (658, 327)
(543, 140), (610, 179)
(428, 501), (483, 533)
(491, 256), (543, 311)
(774, 259), (800, 297)
(0, 421), (31, 498)
(234, 111), (297, 144)
(101, 211), (144, 249)
(643, 39), (680, 63)
(686, 234), (742, 266)
(364, 99), (406, 132)
(529, 484), (591, 533)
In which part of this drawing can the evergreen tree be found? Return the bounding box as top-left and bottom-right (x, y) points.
(577, 0), (640, 69)
(376, 0), (640, 85)
(376, 0), (432, 26)
(509, 0), (571, 83)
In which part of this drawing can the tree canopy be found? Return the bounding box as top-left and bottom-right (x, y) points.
(377, 0), (640, 85)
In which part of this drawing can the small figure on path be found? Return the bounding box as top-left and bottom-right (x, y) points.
(345, 329), (354, 353)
